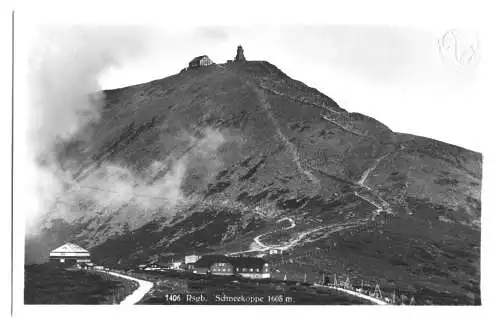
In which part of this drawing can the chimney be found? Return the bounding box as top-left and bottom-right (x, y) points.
(235, 45), (246, 61)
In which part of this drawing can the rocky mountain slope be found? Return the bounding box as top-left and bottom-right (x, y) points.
(26, 60), (482, 304)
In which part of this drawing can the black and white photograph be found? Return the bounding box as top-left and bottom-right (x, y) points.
(7, 1), (499, 318)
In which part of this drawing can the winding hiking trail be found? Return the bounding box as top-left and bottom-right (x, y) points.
(253, 83), (320, 185)
(100, 270), (154, 305)
(357, 153), (390, 187)
(253, 219), (361, 252)
(223, 82), (397, 303)
(256, 82), (393, 215)
(227, 216), (361, 257)
(355, 153), (393, 214)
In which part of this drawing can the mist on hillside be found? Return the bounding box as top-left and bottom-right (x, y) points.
(24, 26), (227, 259)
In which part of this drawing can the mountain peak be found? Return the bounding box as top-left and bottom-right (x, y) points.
(29, 50), (481, 305)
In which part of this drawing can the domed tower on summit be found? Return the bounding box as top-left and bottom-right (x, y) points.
(235, 45), (246, 61)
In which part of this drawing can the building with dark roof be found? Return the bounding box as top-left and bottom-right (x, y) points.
(193, 255), (270, 279)
(188, 55), (214, 69)
(231, 257), (270, 279)
(193, 255), (233, 275)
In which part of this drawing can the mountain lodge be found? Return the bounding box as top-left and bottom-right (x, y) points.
(49, 242), (91, 266)
(193, 255), (270, 279)
(188, 55), (214, 69)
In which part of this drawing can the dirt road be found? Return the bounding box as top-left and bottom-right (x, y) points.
(100, 271), (154, 305)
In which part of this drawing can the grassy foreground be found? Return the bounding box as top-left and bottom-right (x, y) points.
(24, 264), (138, 304)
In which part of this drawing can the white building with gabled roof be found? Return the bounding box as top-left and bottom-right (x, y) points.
(49, 242), (91, 266)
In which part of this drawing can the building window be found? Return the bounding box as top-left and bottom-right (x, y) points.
(242, 268), (247, 272)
